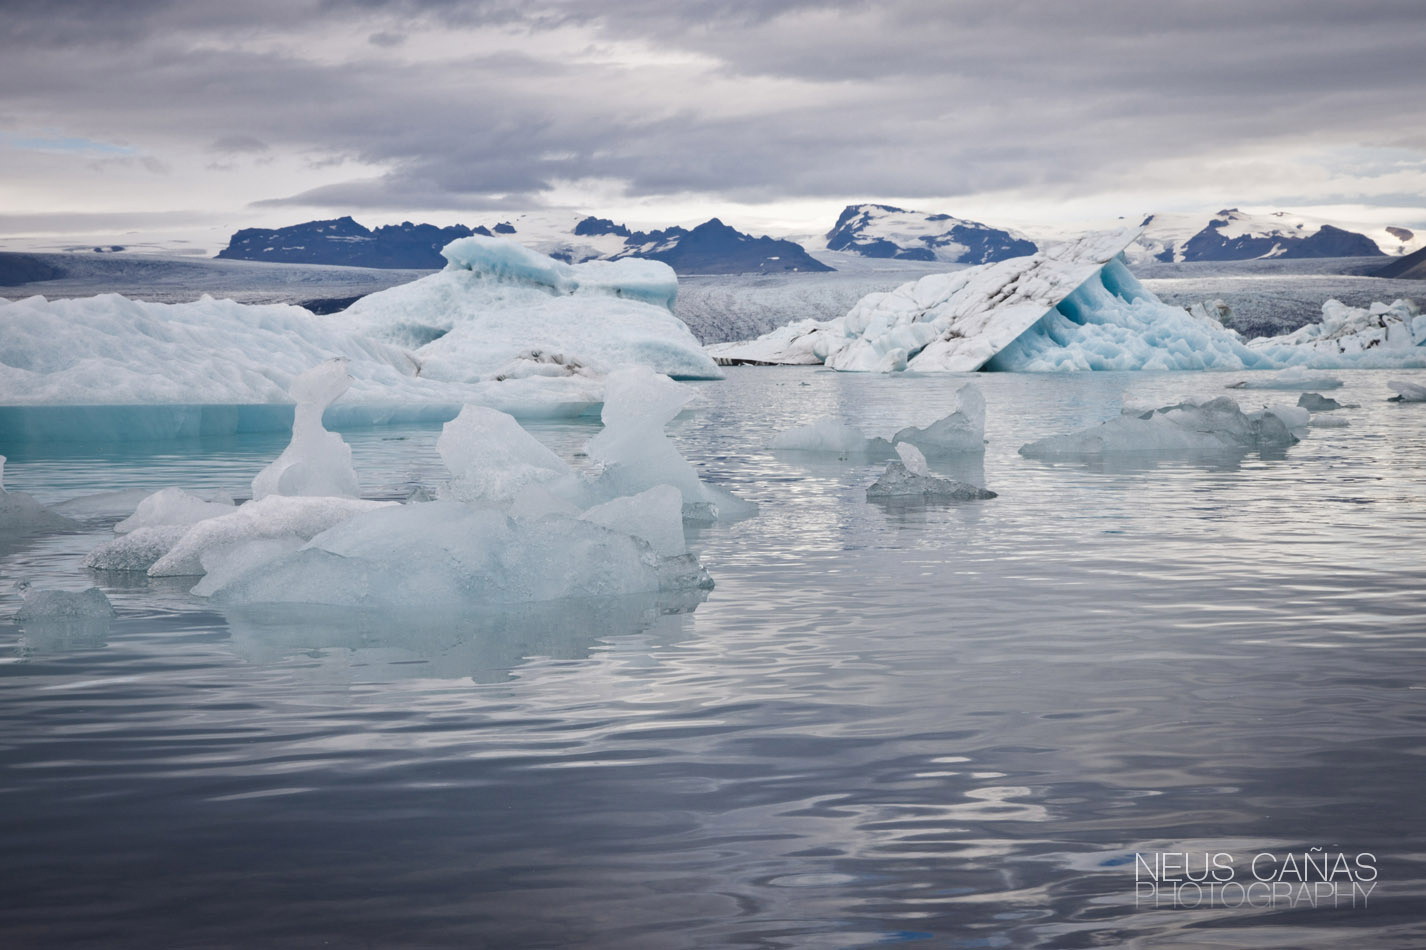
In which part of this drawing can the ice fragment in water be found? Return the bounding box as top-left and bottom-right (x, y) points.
(251, 359), (361, 500)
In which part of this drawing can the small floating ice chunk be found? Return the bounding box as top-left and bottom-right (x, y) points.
(1309, 415), (1351, 428)
(866, 453), (996, 501)
(0, 454), (77, 534)
(580, 485), (686, 557)
(85, 524), (192, 572)
(115, 487), (236, 534)
(1297, 392), (1345, 412)
(15, 586), (115, 622)
(1388, 380), (1426, 402)
(251, 359), (361, 500)
(148, 495), (396, 576)
(1019, 396), (1299, 458)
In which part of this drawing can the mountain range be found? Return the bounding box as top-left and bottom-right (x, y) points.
(216, 215), (830, 275)
(211, 207), (1423, 276)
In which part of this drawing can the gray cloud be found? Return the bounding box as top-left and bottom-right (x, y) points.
(3, 0), (1425, 225)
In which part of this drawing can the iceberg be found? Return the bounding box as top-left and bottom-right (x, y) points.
(709, 232), (1426, 374)
(85, 368), (723, 608)
(711, 229), (1268, 373)
(0, 238), (720, 442)
(866, 444), (996, 501)
(1248, 299), (1426, 367)
(341, 236), (719, 381)
(1019, 396), (1301, 458)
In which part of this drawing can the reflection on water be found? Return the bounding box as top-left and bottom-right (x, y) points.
(2, 367), (1426, 947)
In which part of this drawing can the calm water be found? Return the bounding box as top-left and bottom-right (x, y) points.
(3, 368), (1426, 948)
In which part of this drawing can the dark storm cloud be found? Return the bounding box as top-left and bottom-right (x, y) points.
(4, 0), (1426, 213)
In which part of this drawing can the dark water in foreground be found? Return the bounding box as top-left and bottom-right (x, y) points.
(3, 368), (1425, 948)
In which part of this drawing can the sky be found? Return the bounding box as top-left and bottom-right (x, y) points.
(3, 0), (1425, 252)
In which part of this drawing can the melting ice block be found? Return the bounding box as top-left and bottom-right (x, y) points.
(85, 525), (193, 572)
(14, 586), (115, 622)
(866, 443), (996, 501)
(251, 360), (361, 500)
(203, 500), (711, 609)
(1019, 396), (1300, 458)
(580, 485), (686, 557)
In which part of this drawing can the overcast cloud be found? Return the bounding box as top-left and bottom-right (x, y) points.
(3, 0), (1425, 243)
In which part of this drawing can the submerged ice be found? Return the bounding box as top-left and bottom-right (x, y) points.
(866, 443), (997, 501)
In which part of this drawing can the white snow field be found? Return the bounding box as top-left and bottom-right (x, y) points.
(709, 230), (1426, 374)
(0, 238), (719, 441)
(81, 362), (733, 609)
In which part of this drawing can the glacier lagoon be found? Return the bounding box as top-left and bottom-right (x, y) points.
(3, 366), (1426, 948)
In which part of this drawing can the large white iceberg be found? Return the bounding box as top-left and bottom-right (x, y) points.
(341, 237), (719, 381)
(709, 230), (1426, 374)
(0, 237), (720, 441)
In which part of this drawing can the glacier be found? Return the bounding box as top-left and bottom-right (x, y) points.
(709, 230), (1426, 374)
(0, 237), (719, 442)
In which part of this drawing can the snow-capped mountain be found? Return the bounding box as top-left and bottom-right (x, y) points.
(569, 217), (831, 274)
(216, 215), (830, 275)
(1130, 209), (1421, 264)
(821, 204), (1037, 264)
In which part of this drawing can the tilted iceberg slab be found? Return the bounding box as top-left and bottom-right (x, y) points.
(709, 231), (1425, 374)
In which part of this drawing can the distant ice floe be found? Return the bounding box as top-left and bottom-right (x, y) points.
(709, 229), (1426, 374)
(0, 237), (719, 441)
(769, 382), (986, 456)
(1019, 396), (1303, 459)
(84, 363), (741, 610)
